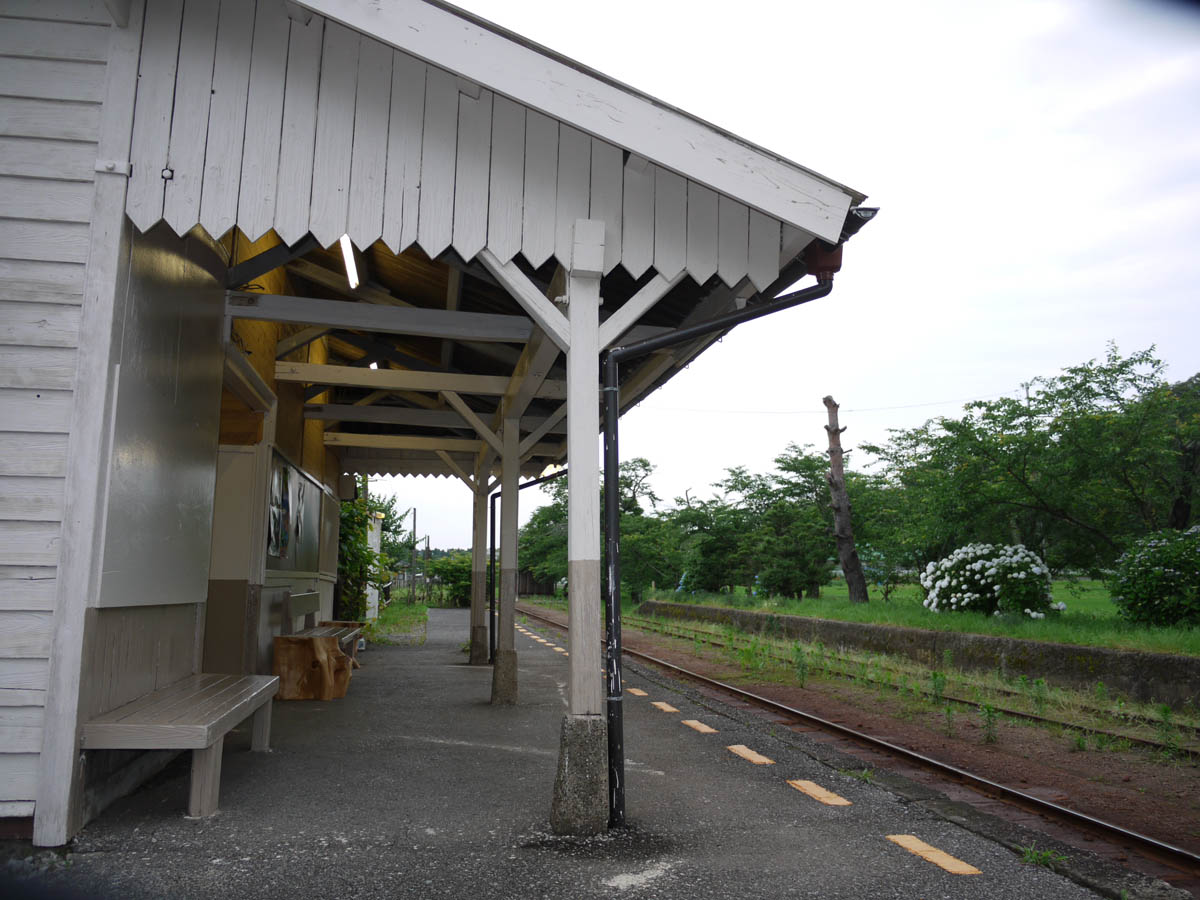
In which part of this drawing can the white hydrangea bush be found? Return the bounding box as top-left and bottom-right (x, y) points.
(920, 543), (1057, 618)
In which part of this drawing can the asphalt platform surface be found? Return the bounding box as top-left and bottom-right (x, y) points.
(3, 609), (1169, 898)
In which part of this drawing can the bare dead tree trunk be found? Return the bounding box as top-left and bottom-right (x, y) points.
(823, 396), (870, 604)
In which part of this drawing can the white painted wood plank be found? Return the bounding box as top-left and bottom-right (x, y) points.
(653, 165), (686, 281)
(36, 0), (140, 848)
(780, 223), (813, 267)
(346, 36), (393, 249)
(0, 435), (68, 478)
(295, 0), (858, 240)
(0, 611), (53, 655)
(717, 194), (749, 288)
(476, 249), (570, 353)
(621, 157), (653, 279)
(0, 220), (90, 264)
(0, 262), (84, 303)
(588, 138), (622, 276)
(0, 725), (43, 753)
(485, 94), (523, 265)
(686, 181), (718, 285)
(747, 208), (782, 291)
(451, 88), (492, 262)
(0, 301), (80, 351)
(0, 801), (35, 816)
(0, 707), (44, 728)
(0, 567), (58, 612)
(198, 0), (255, 240)
(0, 477), (65, 522)
(554, 125), (590, 271)
(308, 21), (360, 248)
(381, 51), (426, 254)
(0, 1), (109, 22)
(0, 689), (45, 707)
(0, 176), (93, 224)
(0, 57), (105, 104)
(416, 66), (459, 259)
(520, 110), (557, 270)
(162, 0), (220, 236)
(0, 389), (73, 433)
(0, 346), (77, 390)
(0, 136), (94, 182)
(125, 0), (183, 231)
(236, 0), (291, 242)
(0, 302), (81, 348)
(0, 17), (110, 61)
(597, 271), (682, 350)
(273, 14), (325, 245)
(0, 658), (49, 690)
(0, 97), (101, 142)
(0, 754), (38, 801)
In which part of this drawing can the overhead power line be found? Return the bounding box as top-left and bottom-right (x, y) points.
(637, 389), (1023, 417)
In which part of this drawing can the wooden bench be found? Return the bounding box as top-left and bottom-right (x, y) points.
(81, 673), (278, 818)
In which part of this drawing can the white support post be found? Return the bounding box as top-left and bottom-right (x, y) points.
(469, 484), (489, 664)
(490, 416), (520, 703)
(550, 219), (608, 835)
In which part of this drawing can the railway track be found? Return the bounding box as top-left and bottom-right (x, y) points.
(517, 603), (1200, 898)
(622, 613), (1200, 757)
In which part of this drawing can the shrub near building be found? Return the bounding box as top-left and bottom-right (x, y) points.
(920, 544), (1057, 618)
(1110, 527), (1200, 626)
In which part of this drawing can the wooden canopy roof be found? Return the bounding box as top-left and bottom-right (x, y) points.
(127, 0), (869, 482)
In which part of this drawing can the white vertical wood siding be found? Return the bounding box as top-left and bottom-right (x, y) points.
(0, 0), (107, 815)
(124, 1), (809, 290)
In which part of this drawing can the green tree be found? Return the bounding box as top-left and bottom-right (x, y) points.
(337, 476), (383, 620)
(864, 346), (1197, 572)
(427, 552), (473, 607)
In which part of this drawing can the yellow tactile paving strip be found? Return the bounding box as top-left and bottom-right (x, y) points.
(787, 779), (851, 806)
(589, 660), (986, 879)
(886, 835), (981, 875)
(726, 744), (774, 765)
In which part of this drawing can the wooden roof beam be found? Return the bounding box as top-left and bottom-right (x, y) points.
(277, 361), (567, 399)
(228, 290), (533, 343)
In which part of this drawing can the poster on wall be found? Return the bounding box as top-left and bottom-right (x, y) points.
(267, 458), (291, 559)
(267, 452), (321, 572)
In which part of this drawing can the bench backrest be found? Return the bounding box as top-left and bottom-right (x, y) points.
(281, 591), (321, 635)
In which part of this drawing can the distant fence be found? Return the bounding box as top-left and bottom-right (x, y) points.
(517, 571), (556, 596)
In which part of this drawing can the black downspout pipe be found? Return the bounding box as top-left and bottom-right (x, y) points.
(487, 468), (569, 664)
(602, 274), (835, 827)
(488, 491), (497, 664)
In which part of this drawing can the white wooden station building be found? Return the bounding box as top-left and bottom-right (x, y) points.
(0, 0), (869, 844)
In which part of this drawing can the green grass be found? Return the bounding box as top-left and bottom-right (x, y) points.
(365, 600), (427, 638)
(646, 580), (1200, 656)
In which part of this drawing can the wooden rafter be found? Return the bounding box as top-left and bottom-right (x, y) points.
(228, 291), (533, 343)
(276, 361), (567, 399)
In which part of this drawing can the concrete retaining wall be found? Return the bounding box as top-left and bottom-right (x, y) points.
(636, 601), (1199, 707)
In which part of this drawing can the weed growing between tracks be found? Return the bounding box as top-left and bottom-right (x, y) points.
(604, 608), (1200, 761)
(1018, 844), (1069, 868)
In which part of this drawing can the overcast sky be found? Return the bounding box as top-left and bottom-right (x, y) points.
(373, 0), (1200, 549)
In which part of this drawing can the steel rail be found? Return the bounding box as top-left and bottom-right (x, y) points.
(518, 605), (1200, 877)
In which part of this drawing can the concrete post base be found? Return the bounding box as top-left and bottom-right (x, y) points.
(469, 626), (489, 665)
(490, 648), (518, 704)
(550, 713), (608, 835)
